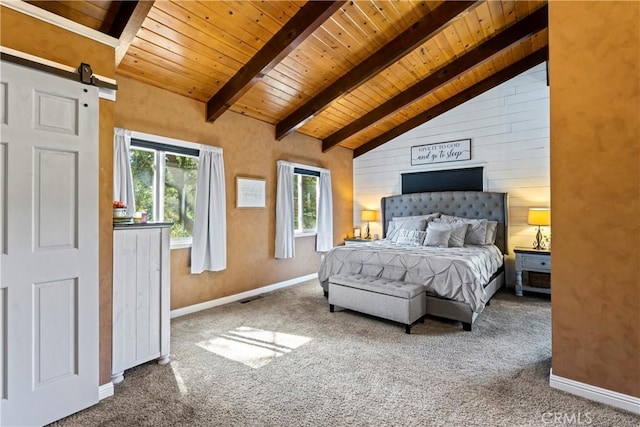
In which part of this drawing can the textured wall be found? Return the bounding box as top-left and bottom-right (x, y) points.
(549, 1), (640, 397)
(114, 75), (353, 310)
(1, 7), (116, 385)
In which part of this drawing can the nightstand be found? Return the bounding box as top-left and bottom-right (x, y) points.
(514, 247), (551, 296)
(344, 238), (372, 246)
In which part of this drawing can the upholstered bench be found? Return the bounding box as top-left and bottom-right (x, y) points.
(328, 273), (426, 334)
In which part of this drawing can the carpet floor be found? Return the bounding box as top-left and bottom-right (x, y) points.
(51, 279), (638, 427)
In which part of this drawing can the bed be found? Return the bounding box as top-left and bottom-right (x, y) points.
(318, 190), (508, 330)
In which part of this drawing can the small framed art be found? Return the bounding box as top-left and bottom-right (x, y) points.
(353, 228), (361, 238)
(236, 177), (266, 208)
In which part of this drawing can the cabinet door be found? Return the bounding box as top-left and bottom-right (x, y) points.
(112, 228), (162, 375)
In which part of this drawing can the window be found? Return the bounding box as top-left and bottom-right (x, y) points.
(293, 169), (319, 235)
(130, 138), (199, 245)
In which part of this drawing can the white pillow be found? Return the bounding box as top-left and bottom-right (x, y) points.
(395, 229), (427, 246)
(485, 221), (498, 245)
(386, 217), (427, 242)
(425, 222), (468, 248)
(438, 215), (488, 246)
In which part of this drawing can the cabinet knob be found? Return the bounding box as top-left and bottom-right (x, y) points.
(541, 262), (546, 265)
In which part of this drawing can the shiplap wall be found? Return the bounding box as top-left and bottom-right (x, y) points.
(353, 64), (550, 285)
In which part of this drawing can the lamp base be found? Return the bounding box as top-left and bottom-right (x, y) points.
(533, 226), (545, 250)
(364, 222), (371, 240)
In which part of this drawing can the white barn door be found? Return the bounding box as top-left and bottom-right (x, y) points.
(0, 60), (99, 426)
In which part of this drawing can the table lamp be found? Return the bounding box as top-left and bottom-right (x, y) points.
(361, 210), (377, 240)
(527, 208), (550, 250)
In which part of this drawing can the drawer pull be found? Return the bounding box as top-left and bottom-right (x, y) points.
(541, 262), (546, 265)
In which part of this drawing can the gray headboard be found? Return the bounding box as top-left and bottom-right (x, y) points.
(381, 191), (509, 254)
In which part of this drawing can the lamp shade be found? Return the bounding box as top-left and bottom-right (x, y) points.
(360, 210), (378, 222)
(527, 208), (550, 226)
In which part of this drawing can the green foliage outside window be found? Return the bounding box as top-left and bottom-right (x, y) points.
(131, 149), (155, 221)
(130, 148), (199, 239)
(164, 154), (198, 238)
(293, 173), (318, 232)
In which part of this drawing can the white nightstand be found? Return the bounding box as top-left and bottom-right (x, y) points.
(514, 247), (551, 296)
(344, 238), (372, 246)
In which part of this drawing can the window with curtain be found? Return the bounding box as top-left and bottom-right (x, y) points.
(130, 139), (199, 245)
(275, 162), (332, 257)
(293, 169), (319, 235)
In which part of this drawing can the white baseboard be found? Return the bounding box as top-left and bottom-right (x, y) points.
(99, 382), (114, 400)
(170, 273), (318, 319)
(549, 369), (640, 415)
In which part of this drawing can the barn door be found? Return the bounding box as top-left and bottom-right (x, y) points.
(0, 60), (99, 426)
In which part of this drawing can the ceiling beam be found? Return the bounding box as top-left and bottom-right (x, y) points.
(325, 4), (548, 152)
(111, 1), (155, 67)
(206, 1), (345, 122)
(353, 47), (549, 158)
(275, 0), (480, 140)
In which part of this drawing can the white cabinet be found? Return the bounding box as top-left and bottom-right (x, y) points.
(112, 223), (172, 384)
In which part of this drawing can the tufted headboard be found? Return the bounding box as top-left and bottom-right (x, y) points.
(381, 191), (509, 254)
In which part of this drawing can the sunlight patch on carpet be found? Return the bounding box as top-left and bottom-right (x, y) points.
(170, 362), (189, 395)
(196, 326), (312, 369)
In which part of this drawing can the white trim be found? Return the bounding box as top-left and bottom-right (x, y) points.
(170, 240), (192, 250)
(549, 369), (640, 415)
(130, 130), (204, 152)
(99, 88), (116, 101)
(170, 273), (318, 319)
(0, 46), (117, 85)
(1, 0), (120, 48)
(99, 382), (114, 400)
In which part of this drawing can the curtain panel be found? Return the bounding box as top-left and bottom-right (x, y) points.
(316, 169), (333, 251)
(113, 128), (136, 216)
(191, 146), (227, 273)
(275, 161), (295, 258)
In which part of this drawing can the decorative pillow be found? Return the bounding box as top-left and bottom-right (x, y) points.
(425, 221), (468, 248)
(485, 221), (498, 245)
(424, 226), (452, 247)
(387, 217), (427, 242)
(438, 215), (488, 246)
(395, 229), (427, 246)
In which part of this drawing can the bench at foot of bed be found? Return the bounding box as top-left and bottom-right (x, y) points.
(328, 273), (426, 334)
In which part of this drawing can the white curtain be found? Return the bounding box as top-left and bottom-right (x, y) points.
(316, 169), (333, 252)
(275, 161), (295, 258)
(191, 146), (227, 274)
(113, 128), (136, 216)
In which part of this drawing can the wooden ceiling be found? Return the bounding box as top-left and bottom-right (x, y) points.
(26, 0), (549, 157)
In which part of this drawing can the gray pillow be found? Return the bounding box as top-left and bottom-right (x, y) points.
(438, 215), (488, 246)
(395, 229), (427, 246)
(424, 227), (452, 247)
(425, 222), (468, 248)
(485, 221), (498, 245)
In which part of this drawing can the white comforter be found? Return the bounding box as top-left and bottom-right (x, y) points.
(318, 241), (504, 313)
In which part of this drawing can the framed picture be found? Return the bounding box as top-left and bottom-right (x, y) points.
(353, 228), (361, 238)
(236, 177), (266, 208)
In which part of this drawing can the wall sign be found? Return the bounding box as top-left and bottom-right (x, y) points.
(236, 177), (266, 208)
(411, 139), (471, 166)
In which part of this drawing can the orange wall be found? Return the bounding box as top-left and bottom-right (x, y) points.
(549, 1), (640, 397)
(114, 75), (353, 309)
(1, 6), (116, 385)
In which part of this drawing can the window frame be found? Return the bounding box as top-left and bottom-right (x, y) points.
(293, 167), (320, 237)
(129, 131), (201, 249)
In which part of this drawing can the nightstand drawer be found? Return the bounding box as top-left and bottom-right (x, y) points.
(521, 254), (551, 272)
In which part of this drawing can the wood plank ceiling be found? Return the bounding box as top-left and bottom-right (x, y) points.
(26, 0), (549, 157)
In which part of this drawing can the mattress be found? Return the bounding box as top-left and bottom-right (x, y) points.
(318, 241), (504, 313)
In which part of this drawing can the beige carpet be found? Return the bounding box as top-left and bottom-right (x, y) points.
(51, 279), (638, 426)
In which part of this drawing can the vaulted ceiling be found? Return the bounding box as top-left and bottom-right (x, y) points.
(25, 0), (548, 157)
